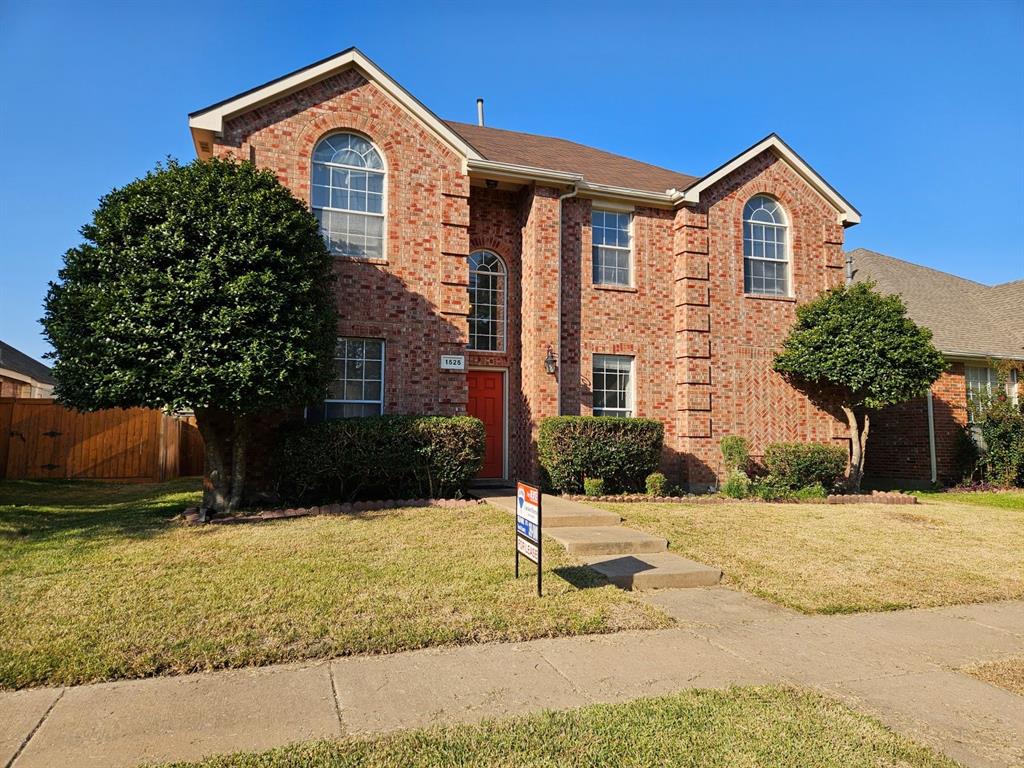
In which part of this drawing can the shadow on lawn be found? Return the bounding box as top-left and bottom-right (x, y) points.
(0, 478), (202, 545)
(553, 564), (616, 590)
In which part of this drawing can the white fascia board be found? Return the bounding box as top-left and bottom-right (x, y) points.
(466, 160), (677, 207)
(943, 351), (1024, 363)
(188, 48), (482, 162)
(466, 159), (582, 186)
(677, 134), (862, 226)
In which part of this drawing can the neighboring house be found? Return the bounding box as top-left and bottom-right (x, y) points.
(850, 248), (1023, 487)
(0, 341), (55, 398)
(188, 48), (864, 490)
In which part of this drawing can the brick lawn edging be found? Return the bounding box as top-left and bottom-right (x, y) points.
(826, 491), (918, 505)
(182, 498), (484, 526)
(564, 491), (918, 505)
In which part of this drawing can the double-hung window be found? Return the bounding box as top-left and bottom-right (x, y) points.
(592, 210), (632, 286)
(743, 195), (789, 296)
(966, 365), (1018, 421)
(592, 354), (634, 416)
(311, 133), (386, 259)
(325, 338), (385, 419)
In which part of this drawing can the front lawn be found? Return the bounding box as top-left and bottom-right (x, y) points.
(0, 479), (665, 689)
(601, 494), (1024, 614)
(914, 488), (1024, 511)
(155, 686), (955, 768)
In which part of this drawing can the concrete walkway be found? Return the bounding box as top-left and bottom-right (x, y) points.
(474, 489), (722, 589)
(2, 593), (1022, 768)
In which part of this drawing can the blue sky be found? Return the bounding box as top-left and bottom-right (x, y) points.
(2, 0), (1022, 362)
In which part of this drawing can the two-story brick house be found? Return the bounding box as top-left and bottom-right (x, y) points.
(188, 48), (862, 490)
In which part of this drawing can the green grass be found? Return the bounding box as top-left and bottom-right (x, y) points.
(152, 686), (956, 768)
(0, 479), (666, 689)
(914, 489), (1024, 511)
(601, 495), (1024, 614)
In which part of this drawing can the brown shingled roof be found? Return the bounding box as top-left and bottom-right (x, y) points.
(849, 248), (1024, 360)
(446, 120), (698, 194)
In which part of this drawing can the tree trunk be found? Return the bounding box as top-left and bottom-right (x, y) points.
(195, 407), (231, 515)
(227, 415), (250, 513)
(842, 405), (870, 493)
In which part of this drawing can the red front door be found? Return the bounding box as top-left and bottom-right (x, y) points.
(467, 370), (504, 478)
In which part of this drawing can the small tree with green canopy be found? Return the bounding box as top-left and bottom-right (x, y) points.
(43, 158), (336, 513)
(773, 282), (947, 492)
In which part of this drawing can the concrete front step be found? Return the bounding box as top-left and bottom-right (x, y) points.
(546, 526), (667, 556)
(585, 552), (723, 591)
(544, 506), (622, 528)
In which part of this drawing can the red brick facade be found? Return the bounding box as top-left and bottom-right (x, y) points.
(206, 64), (864, 490)
(866, 364), (971, 488)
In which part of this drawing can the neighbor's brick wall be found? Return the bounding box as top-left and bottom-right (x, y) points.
(866, 364), (970, 486)
(674, 151), (849, 487)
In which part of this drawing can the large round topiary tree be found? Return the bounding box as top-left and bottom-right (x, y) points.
(43, 157), (337, 513)
(773, 281), (947, 492)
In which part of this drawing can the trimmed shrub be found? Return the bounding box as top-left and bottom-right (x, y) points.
(538, 416), (663, 494)
(720, 436), (751, 474)
(793, 483), (827, 502)
(763, 442), (848, 491)
(645, 472), (668, 496)
(583, 477), (605, 497)
(751, 475), (791, 502)
(721, 471), (751, 499)
(275, 415), (485, 502)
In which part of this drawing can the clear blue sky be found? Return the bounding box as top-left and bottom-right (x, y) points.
(2, 0), (1022, 362)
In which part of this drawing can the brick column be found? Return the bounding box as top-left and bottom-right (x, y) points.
(436, 168), (471, 414)
(518, 185), (562, 481)
(673, 207), (715, 490)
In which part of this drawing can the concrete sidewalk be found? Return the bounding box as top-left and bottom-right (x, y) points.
(3, 593), (1022, 768)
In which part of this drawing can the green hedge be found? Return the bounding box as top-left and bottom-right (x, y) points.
(763, 442), (848, 491)
(275, 415), (485, 502)
(538, 416), (663, 494)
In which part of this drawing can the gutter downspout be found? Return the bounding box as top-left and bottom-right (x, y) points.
(556, 184), (579, 415)
(926, 390), (938, 485)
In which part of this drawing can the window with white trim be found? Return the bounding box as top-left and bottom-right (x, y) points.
(325, 338), (384, 418)
(311, 133), (385, 259)
(467, 250), (507, 352)
(743, 195), (789, 296)
(966, 365), (1018, 421)
(592, 354), (634, 416)
(592, 210), (632, 286)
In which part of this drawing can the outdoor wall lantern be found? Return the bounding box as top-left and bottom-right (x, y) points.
(544, 345), (557, 375)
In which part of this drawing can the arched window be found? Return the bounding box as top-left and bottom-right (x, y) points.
(311, 133), (385, 259)
(743, 195), (788, 296)
(467, 250), (507, 352)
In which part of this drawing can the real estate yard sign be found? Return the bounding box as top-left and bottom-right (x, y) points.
(515, 481), (542, 596)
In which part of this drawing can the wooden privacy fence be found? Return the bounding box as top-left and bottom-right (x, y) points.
(0, 398), (204, 481)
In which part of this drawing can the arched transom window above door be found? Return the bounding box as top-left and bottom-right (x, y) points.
(467, 250), (507, 352)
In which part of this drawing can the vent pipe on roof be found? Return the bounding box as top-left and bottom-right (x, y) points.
(476, 98), (485, 127)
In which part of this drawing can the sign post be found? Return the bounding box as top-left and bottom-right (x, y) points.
(515, 481), (542, 596)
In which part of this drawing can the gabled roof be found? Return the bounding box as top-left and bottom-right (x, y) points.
(679, 134), (861, 226)
(0, 340), (55, 385)
(188, 48), (482, 161)
(188, 49), (858, 219)
(446, 121), (699, 195)
(849, 248), (1024, 360)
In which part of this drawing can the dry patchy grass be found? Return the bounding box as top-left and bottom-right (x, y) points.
(0, 479), (665, 689)
(964, 656), (1024, 696)
(154, 686), (955, 768)
(601, 493), (1024, 614)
